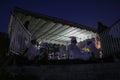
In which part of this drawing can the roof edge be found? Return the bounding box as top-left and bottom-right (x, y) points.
(13, 7), (97, 32)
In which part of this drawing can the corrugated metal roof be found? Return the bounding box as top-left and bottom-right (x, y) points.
(11, 7), (97, 44)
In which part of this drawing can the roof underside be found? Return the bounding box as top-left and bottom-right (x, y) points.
(11, 7), (97, 44)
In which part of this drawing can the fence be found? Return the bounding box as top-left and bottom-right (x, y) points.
(99, 20), (120, 59)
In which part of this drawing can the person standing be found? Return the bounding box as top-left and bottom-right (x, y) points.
(67, 36), (91, 61)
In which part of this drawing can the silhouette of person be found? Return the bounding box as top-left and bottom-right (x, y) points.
(23, 20), (30, 30)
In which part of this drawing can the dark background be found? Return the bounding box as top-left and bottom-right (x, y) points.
(0, 0), (120, 33)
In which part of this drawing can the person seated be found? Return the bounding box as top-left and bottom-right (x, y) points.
(59, 45), (67, 59)
(23, 37), (40, 64)
(39, 42), (49, 62)
(88, 38), (99, 60)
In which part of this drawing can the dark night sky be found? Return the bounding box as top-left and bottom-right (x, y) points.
(0, 0), (120, 33)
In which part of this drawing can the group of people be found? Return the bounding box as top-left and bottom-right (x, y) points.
(23, 37), (67, 61)
(19, 21), (102, 65)
(67, 36), (101, 61)
(21, 36), (101, 64)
